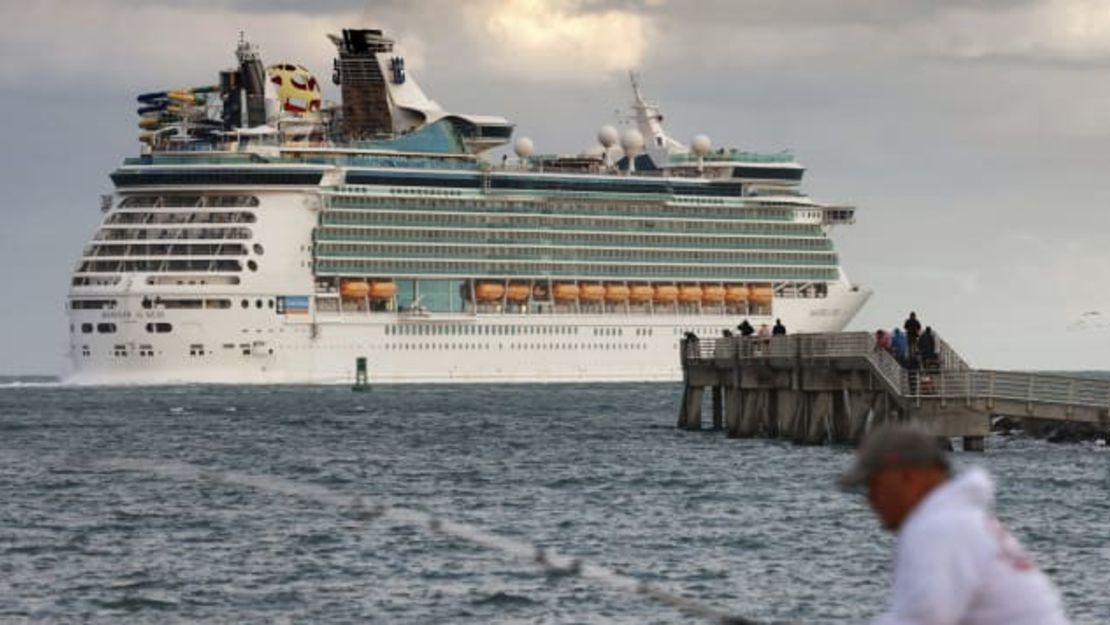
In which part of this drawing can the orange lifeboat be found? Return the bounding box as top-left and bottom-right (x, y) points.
(725, 285), (750, 303)
(678, 285), (703, 303)
(475, 282), (506, 301)
(579, 283), (605, 301)
(340, 280), (370, 299)
(368, 281), (397, 300)
(750, 285), (774, 304)
(653, 285), (678, 303)
(629, 285), (654, 303)
(553, 283), (579, 301)
(506, 283), (531, 302)
(605, 284), (630, 302)
(701, 285), (726, 303)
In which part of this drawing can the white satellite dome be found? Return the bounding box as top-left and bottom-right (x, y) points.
(691, 134), (712, 156)
(597, 124), (619, 148)
(584, 145), (606, 158)
(620, 128), (644, 154)
(513, 136), (534, 159)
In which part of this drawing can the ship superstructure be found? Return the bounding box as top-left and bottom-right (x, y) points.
(66, 28), (870, 384)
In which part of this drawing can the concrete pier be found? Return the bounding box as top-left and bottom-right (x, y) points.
(678, 332), (1110, 449)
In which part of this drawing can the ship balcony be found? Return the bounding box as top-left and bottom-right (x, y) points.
(822, 206), (856, 225)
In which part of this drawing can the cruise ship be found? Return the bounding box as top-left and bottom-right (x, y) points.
(65, 28), (870, 384)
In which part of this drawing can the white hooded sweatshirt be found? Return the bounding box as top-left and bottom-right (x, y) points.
(872, 467), (1071, 625)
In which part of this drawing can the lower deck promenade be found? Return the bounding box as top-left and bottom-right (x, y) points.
(677, 332), (1110, 450)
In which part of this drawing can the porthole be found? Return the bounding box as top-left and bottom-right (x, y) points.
(255, 299), (263, 309)
(247, 260), (258, 272)
(241, 299), (249, 309)
(253, 243), (264, 255)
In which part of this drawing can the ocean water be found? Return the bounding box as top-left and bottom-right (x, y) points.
(0, 380), (1107, 624)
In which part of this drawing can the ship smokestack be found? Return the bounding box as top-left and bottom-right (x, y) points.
(236, 36), (267, 128)
(219, 69), (240, 130)
(330, 28), (395, 140)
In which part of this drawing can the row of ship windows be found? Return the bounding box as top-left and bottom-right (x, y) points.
(382, 186), (465, 196)
(385, 325), (643, 337)
(106, 211), (257, 225)
(118, 195), (260, 208)
(71, 276), (123, 287)
(314, 244), (838, 266)
(142, 297), (235, 309)
(83, 243), (252, 258)
(314, 228), (833, 251)
(329, 196), (797, 223)
(384, 342), (652, 352)
(76, 260), (259, 273)
(95, 227), (253, 242)
(316, 260), (839, 280)
(321, 212), (823, 236)
(71, 297), (276, 310)
(72, 275), (243, 286)
(76, 323), (119, 334)
(78, 341), (658, 359)
(74, 322), (173, 334)
(79, 342), (271, 359)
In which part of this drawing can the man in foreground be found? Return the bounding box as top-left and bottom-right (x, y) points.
(840, 425), (1071, 625)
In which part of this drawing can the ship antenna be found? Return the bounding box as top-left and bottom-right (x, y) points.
(629, 70), (646, 106)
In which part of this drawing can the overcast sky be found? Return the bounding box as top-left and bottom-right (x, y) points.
(4, 0), (1110, 375)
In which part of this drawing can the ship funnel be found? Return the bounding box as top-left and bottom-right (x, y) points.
(236, 35), (267, 128)
(330, 28), (396, 140)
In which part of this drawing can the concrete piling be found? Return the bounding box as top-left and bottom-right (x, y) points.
(678, 385), (704, 431)
(711, 386), (723, 431)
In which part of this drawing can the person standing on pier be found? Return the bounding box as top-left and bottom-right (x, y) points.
(772, 318), (786, 336)
(738, 319), (755, 337)
(904, 311), (922, 357)
(682, 331), (699, 360)
(918, 326), (938, 368)
(840, 426), (1071, 625)
(890, 328), (908, 364)
(874, 329), (892, 353)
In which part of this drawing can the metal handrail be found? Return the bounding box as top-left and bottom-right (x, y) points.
(905, 369), (1110, 408)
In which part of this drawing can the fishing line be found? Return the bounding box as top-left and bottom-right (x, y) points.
(100, 458), (788, 625)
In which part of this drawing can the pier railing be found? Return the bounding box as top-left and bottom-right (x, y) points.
(683, 332), (1110, 414)
(906, 369), (1110, 408)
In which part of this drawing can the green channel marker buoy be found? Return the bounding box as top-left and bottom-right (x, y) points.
(352, 357), (370, 392)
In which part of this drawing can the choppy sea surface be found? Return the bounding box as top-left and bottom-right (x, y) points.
(0, 379), (1107, 624)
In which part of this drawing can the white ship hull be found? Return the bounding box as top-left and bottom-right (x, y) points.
(64, 283), (868, 386)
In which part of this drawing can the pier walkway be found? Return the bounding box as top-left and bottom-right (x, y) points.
(678, 332), (1110, 449)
